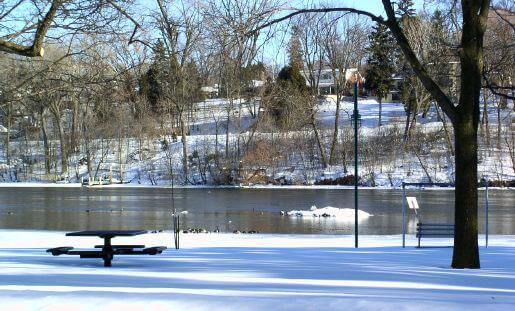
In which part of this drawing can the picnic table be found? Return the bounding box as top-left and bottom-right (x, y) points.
(47, 230), (167, 267)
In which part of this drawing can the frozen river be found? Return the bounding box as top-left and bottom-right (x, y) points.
(0, 187), (513, 234)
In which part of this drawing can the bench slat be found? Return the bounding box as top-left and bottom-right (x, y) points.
(417, 223), (455, 247)
(94, 245), (145, 249)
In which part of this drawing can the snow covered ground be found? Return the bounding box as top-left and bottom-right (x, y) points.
(1, 230), (515, 310)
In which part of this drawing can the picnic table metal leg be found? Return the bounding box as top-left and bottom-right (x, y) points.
(102, 237), (113, 267)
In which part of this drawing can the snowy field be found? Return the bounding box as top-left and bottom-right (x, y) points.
(1, 230), (515, 310)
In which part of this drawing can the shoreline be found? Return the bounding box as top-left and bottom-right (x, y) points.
(0, 182), (515, 191)
(0, 182), (513, 191)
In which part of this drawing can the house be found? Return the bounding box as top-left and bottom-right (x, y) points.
(301, 66), (363, 96)
(200, 84), (219, 98)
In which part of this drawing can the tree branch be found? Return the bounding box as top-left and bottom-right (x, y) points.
(0, 0), (62, 57)
(491, 7), (514, 32)
(247, 7), (385, 36)
(105, 0), (143, 46)
(483, 72), (515, 100)
(381, 0), (457, 123)
(248, 2), (459, 123)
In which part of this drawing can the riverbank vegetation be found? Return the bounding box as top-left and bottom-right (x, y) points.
(1, 1), (512, 188)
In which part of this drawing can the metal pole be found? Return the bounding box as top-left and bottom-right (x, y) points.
(402, 182), (406, 248)
(171, 158), (180, 250)
(354, 81), (359, 249)
(485, 180), (489, 248)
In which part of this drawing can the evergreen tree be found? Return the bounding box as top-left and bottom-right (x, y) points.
(269, 65), (307, 127)
(365, 23), (395, 127)
(277, 65), (307, 91)
(288, 25), (303, 71)
(138, 40), (166, 116)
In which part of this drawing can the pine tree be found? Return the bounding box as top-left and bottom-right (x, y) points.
(270, 65), (307, 127)
(138, 40), (166, 116)
(288, 25), (303, 71)
(272, 26), (308, 127)
(365, 23), (395, 127)
(277, 66), (307, 91)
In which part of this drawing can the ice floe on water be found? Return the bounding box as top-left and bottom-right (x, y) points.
(285, 206), (372, 221)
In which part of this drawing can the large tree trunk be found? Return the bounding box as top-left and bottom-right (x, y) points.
(450, 0), (487, 267)
(452, 118), (480, 268)
(380, 0), (488, 268)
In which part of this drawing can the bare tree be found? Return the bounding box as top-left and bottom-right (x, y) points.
(0, 0), (141, 57)
(252, 0), (494, 268)
(321, 14), (367, 165)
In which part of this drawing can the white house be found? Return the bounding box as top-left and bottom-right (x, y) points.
(302, 67), (361, 95)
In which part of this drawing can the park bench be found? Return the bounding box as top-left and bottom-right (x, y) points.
(416, 223), (454, 248)
(47, 230), (167, 266)
(407, 197), (455, 248)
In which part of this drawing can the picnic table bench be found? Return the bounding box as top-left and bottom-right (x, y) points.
(47, 230), (167, 266)
(416, 223), (454, 248)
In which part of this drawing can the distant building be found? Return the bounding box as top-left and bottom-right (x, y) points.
(302, 66), (363, 96)
(200, 84), (219, 98)
(387, 75), (403, 102)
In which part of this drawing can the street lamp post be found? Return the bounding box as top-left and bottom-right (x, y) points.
(351, 81), (361, 248)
